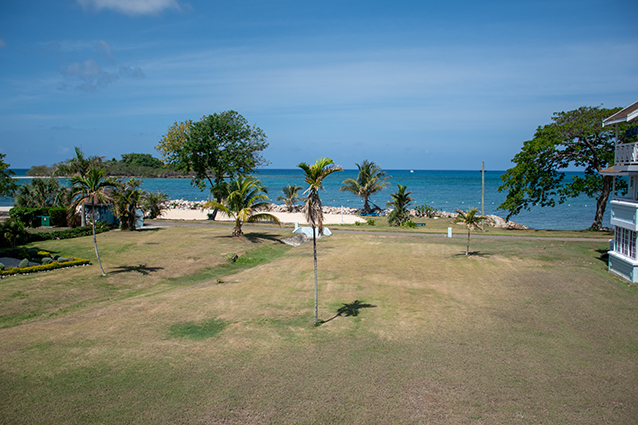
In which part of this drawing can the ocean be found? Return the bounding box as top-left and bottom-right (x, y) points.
(2, 169), (611, 231)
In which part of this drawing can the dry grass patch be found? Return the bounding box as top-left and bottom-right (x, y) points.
(1, 228), (637, 424)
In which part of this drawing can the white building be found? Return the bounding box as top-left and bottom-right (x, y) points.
(601, 101), (638, 282)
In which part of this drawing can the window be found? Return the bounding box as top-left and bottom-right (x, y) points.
(615, 227), (637, 259)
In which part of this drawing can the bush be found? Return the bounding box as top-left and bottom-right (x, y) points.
(402, 219), (417, 229)
(0, 219), (30, 248)
(0, 263), (4, 270)
(42, 258), (53, 265)
(27, 222), (111, 243)
(0, 257), (91, 278)
(18, 258), (29, 268)
(49, 207), (68, 227)
(366, 219), (376, 226)
(414, 204), (439, 218)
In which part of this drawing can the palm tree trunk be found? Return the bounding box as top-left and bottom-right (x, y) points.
(92, 206), (106, 276)
(312, 224), (319, 325)
(466, 230), (471, 256)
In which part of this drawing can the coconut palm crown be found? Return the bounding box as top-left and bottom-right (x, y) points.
(340, 160), (390, 214)
(454, 207), (487, 256)
(202, 176), (281, 237)
(298, 158), (343, 236)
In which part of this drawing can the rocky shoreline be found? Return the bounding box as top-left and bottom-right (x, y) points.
(164, 199), (530, 230)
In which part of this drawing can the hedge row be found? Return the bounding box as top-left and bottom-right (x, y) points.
(0, 258), (92, 278)
(9, 207), (71, 227)
(27, 223), (111, 242)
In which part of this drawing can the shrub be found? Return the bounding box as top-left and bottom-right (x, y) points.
(49, 207), (68, 227)
(18, 258), (29, 268)
(366, 219), (376, 226)
(0, 263), (4, 270)
(414, 204), (439, 218)
(42, 258), (53, 265)
(402, 219), (417, 229)
(0, 258), (91, 278)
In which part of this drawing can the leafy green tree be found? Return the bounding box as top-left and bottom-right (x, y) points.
(69, 167), (117, 276)
(298, 158), (343, 325)
(386, 184), (414, 226)
(498, 105), (637, 230)
(155, 119), (193, 165)
(201, 176), (281, 237)
(454, 208), (486, 256)
(14, 177), (68, 208)
(277, 184), (303, 212)
(53, 146), (103, 177)
(156, 111), (268, 219)
(340, 160), (390, 214)
(0, 153), (18, 198)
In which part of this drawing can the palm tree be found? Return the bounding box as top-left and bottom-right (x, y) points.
(69, 167), (117, 276)
(386, 184), (414, 226)
(53, 146), (103, 177)
(201, 176), (281, 237)
(340, 160), (390, 214)
(277, 184), (303, 212)
(112, 179), (145, 231)
(14, 177), (68, 208)
(298, 158), (343, 325)
(454, 207), (487, 256)
(144, 191), (169, 219)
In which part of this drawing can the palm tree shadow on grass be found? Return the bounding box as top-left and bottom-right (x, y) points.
(244, 232), (286, 244)
(321, 300), (376, 324)
(596, 248), (609, 266)
(109, 264), (164, 275)
(453, 251), (491, 258)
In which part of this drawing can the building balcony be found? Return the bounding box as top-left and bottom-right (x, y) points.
(616, 142), (638, 166)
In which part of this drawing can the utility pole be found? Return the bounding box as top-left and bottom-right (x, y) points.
(481, 161), (485, 216)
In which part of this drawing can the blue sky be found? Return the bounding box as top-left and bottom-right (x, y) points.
(1, 0), (637, 170)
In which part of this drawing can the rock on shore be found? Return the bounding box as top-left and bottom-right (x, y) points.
(162, 200), (529, 229)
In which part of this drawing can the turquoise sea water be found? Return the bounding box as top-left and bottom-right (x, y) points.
(3, 169), (610, 231)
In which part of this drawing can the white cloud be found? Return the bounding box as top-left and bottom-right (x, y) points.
(77, 0), (183, 16)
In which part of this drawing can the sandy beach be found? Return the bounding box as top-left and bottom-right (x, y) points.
(157, 208), (366, 225)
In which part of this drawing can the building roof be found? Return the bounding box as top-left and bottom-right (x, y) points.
(603, 100), (638, 127)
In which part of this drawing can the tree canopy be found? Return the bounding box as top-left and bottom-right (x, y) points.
(498, 105), (637, 230)
(0, 153), (18, 198)
(340, 160), (390, 214)
(156, 111), (268, 210)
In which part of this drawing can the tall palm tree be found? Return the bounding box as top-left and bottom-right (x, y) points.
(298, 158), (343, 325)
(69, 167), (117, 276)
(53, 146), (103, 177)
(386, 184), (414, 226)
(454, 207), (487, 256)
(201, 176), (281, 237)
(340, 160), (390, 214)
(277, 184), (303, 212)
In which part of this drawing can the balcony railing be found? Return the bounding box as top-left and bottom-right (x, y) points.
(616, 142), (638, 165)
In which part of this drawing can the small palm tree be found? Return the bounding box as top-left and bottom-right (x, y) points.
(454, 207), (486, 256)
(113, 179), (145, 231)
(298, 158), (343, 325)
(340, 160), (390, 214)
(144, 191), (169, 219)
(386, 184), (414, 226)
(277, 184), (303, 212)
(69, 167), (117, 276)
(14, 177), (68, 208)
(201, 176), (281, 237)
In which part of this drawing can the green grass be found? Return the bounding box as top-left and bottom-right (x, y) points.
(0, 225), (637, 424)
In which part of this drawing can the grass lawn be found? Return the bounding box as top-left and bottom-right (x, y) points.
(1, 225), (636, 424)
